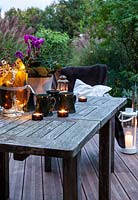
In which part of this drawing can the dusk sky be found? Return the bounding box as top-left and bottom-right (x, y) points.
(0, 0), (58, 16)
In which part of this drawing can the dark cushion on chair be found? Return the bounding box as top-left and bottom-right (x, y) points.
(52, 64), (107, 91)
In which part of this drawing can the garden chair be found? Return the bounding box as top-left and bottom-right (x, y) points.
(52, 64), (107, 91)
(53, 64), (124, 146)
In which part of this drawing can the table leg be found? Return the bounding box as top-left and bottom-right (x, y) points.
(63, 152), (81, 200)
(0, 152), (9, 200)
(111, 116), (115, 173)
(99, 120), (111, 200)
(44, 156), (52, 172)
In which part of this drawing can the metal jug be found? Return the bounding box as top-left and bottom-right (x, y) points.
(46, 90), (60, 111)
(59, 92), (76, 113)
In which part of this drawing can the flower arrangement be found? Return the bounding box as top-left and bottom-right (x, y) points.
(15, 34), (61, 77)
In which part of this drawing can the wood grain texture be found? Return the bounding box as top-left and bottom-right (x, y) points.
(63, 152), (81, 200)
(99, 120), (112, 200)
(22, 156), (43, 200)
(9, 154), (25, 200)
(0, 96), (127, 200)
(0, 97), (126, 157)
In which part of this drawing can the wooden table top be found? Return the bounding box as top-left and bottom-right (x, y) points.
(0, 96), (126, 158)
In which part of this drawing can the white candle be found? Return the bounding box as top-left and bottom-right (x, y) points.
(125, 132), (133, 148)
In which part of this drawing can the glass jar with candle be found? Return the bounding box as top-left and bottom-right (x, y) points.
(0, 59), (29, 117)
(119, 109), (137, 154)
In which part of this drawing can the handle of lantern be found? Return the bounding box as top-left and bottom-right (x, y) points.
(118, 112), (135, 123)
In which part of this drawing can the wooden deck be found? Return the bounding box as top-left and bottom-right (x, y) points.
(9, 134), (138, 200)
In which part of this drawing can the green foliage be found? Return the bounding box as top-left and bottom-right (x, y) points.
(5, 7), (43, 32)
(43, 0), (93, 37)
(70, 0), (138, 97)
(4, 0), (93, 38)
(90, 0), (138, 67)
(35, 27), (71, 71)
(0, 16), (34, 64)
(92, 1), (138, 61)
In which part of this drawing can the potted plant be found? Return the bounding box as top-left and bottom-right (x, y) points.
(15, 34), (62, 94)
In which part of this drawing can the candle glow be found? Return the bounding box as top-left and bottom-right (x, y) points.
(32, 112), (43, 121)
(125, 131), (133, 148)
(57, 109), (69, 117)
(78, 96), (87, 102)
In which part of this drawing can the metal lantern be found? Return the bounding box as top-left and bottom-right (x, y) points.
(120, 108), (137, 154)
(57, 75), (69, 92)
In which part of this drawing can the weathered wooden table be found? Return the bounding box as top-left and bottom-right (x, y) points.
(0, 96), (126, 200)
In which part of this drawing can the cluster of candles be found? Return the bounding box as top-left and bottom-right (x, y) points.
(32, 75), (87, 120)
(32, 109), (69, 120)
(32, 95), (88, 120)
(32, 96), (87, 120)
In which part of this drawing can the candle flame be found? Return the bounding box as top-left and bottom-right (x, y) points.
(59, 109), (68, 113)
(33, 113), (43, 116)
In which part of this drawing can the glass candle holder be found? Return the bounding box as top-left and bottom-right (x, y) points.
(0, 62), (29, 117)
(0, 85), (30, 117)
(57, 109), (69, 117)
(78, 96), (87, 102)
(119, 109), (137, 154)
(32, 112), (43, 121)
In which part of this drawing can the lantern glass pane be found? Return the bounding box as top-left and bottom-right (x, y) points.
(120, 110), (137, 154)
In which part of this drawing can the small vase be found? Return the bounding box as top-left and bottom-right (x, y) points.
(28, 76), (53, 94)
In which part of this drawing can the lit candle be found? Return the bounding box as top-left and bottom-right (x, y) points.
(57, 109), (69, 117)
(125, 132), (133, 148)
(32, 112), (43, 121)
(78, 96), (87, 102)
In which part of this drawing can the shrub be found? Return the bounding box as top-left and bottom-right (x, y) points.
(36, 27), (71, 69)
(0, 16), (34, 63)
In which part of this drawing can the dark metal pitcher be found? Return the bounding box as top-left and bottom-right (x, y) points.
(35, 94), (56, 116)
(59, 92), (76, 113)
(46, 90), (60, 111)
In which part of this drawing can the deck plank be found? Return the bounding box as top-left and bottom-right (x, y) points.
(81, 149), (98, 200)
(42, 157), (63, 200)
(22, 156), (43, 200)
(9, 155), (25, 200)
(93, 134), (138, 200)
